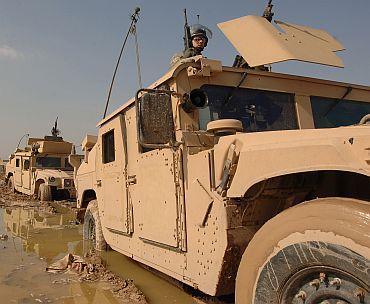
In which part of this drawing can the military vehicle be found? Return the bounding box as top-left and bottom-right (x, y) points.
(6, 124), (77, 201)
(73, 5), (370, 304)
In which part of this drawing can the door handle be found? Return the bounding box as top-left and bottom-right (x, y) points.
(95, 180), (102, 187)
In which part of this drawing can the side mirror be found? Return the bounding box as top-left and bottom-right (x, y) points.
(136, 89), (176, 148)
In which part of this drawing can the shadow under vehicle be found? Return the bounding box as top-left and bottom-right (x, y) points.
(72, 8), (370, 304)
(6, 135), (77, 201)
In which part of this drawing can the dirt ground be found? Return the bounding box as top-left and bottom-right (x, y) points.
(0, 175), (231, 304)
(0, 175), (148, 304)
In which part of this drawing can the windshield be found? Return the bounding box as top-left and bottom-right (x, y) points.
(198, 85), (298, 132)
(311, 96), (370, 128)
(35, 157), (61, 168)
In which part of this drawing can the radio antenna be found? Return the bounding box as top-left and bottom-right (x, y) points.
(103, 7), (141, 119)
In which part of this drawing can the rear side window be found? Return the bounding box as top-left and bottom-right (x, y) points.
(311, 96), (370, 128)
(16, 159), (20, 167)
(102, 130), (115, 164)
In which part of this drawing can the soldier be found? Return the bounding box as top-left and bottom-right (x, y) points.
(182, 26), (209, 58)
(170, 24), (212, 66)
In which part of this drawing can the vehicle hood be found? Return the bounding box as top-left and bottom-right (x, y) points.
(213, 125), (370, 197)
(35, 169), (74, 179)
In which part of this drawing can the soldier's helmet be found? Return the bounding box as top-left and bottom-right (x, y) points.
(190, 24), (213, 47)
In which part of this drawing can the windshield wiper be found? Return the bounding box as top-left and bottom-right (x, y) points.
(323, 86), (352, 117)
(223, 70), (248, 105)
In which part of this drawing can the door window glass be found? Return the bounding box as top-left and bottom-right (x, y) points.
(23, 159), (30, 170)
(102, 130), (115, 164)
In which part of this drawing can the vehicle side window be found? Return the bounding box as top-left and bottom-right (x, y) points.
(102, 130), (115, 164)
(16, 159), (20, 167)
(23, 159), (30, 170)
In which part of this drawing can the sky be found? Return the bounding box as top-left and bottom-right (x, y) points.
(0, 0), (369, 159)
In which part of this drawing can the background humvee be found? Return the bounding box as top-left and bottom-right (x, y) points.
(6, 136), (76, 201)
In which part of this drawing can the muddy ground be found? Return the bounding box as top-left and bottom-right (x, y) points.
(0, 176), (218, 304)
(0, 177), (147, 304)
(0, 176), (231, 304)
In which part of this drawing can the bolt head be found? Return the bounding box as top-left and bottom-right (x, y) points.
(295, 290), (307, 300)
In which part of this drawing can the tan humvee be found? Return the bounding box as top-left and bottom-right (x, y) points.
(6, 136), (77, 201)
(74, 15), (370, 303)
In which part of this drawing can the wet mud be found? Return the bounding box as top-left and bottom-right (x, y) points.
(0, 178), (207, 303)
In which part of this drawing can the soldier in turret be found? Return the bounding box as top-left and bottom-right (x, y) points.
(171, 21), (212, 66)
(182, 25), (209, 58)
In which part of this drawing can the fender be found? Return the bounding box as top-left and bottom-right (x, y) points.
(212, 126), (370, 197)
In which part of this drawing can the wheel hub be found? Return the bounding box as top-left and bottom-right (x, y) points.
(280, 266), (369, 304)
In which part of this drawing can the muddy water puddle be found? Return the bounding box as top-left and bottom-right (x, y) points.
(0, 205), (196, 303)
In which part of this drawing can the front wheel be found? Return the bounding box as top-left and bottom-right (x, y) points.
(7, 176), (16, 193)
(236, 198), (370, 304)
(83, 200), (107, 251)
(38, 183), (52, 201)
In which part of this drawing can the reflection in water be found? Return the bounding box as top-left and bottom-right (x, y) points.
(0, 206), (198, 303)
(4, 207), (81, 263)
(0, 206), (120, 304)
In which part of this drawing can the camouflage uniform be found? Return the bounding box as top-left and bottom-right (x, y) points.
(182, 47), (203, 59)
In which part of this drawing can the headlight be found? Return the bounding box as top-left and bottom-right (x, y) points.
(48, 177), (56, 182)
(64, 179), (74, 188)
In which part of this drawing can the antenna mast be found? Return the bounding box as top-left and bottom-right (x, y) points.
(103, 7), (141, 119)
(262, 0), (274, 22)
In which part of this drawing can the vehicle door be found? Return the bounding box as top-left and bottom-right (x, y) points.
(22, 157), (31, 190)
(96, 114), (130, 234)
(132, 90), (186, 250)
(14, 157), (22, 187)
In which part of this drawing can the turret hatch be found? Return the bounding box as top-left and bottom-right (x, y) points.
(217, 15), (345, 68)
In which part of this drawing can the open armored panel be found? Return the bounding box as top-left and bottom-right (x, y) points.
(218, 15), (344, 68)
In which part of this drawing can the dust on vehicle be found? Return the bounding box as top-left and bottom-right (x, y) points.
(72, 3), (370, 304)
(5, 120), (80, 202)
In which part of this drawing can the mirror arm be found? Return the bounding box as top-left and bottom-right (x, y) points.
(135, 88), (182, 149)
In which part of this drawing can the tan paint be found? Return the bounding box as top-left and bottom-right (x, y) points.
(218, 15), (344, 68)
(74, 14), (370, 298)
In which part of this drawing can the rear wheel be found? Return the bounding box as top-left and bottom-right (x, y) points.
(38, 183), (52, 201)
(83, 200), (107, 251)
(236, 198), (370, 304)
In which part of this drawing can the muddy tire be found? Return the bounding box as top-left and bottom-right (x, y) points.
(236, 197), (370, 304)
(7, 176), (15, 193)
(83, 200), (107, 251)
(38, 183), (52, 201)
